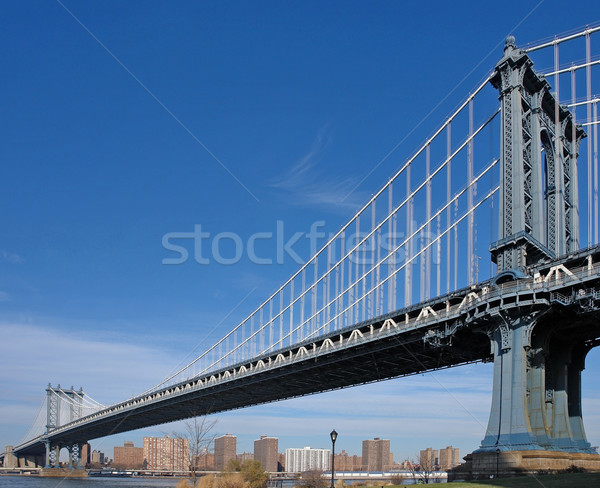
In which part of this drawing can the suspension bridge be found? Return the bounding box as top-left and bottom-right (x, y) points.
(3, 26), (600, 478)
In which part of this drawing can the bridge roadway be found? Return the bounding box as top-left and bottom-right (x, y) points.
(12, 245), (600, 458)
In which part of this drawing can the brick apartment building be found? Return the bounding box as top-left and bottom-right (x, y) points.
(215, 434), (237, 470)
(254, 435), (278, 472)
(114, 441), (144, 469)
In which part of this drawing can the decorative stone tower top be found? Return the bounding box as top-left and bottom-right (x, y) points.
(489, 38), (585, 274)
(505, 35), (516, 50)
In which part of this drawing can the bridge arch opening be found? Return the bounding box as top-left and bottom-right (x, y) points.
(58, 446), (70, 467)
(540, 129), (556, 252)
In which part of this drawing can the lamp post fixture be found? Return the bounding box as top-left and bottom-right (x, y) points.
(330, 430), (338, 488)
(495, 448), (501, 479)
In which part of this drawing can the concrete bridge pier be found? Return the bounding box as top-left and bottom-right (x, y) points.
(457, 310), (600, 479)
(17, 453), (44, 468)
(43, 439), (84, 469)
(567, 343), (593, 451)
(479, 312), (543, 451)
(39, 439), (87, 477)
(532, 331), (592, 451)
(43, 439), (59, 468)
(3, 446), (17, 468)
(67, 442), (82, 469)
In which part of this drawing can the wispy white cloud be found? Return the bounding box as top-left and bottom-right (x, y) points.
(0, 323), (178, 400)
(270, 126), (366, 210)
(0, 322), (181, 447)
(1, 250), (23, 263)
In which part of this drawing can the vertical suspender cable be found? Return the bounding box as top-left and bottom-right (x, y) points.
(361, 213), (366, 320)
(571, 65), (576, 251)
(454, 188), (458, 291)
(356, 215), (361, 321)
(426, 143), (431, 300)
(300, 269), (306, 339)
(326, 245), (331, 332)
(218, 333), (222, 369)
(259, 307), (264, 357)
(322, 253), (326, 333)
(341, 232), (345, 328)
(446, 123), (452, 293)
(554, 40), (563, 252)
(587, 32), (593, 245)
(392, 195), (397, 311)
(436, 214), (441, 297)
(468, 98), (474, 285)
(269, 299), (273, 353)
(371, 202), (376, 316)
(405, 167), (412, 306)
(289, 279), (294, 346)
(394, 192), (398, 311)
(376, 204), (382, 313)
(347, 230), (353, 325)
(250, 314), (254, 357)
(388, 185), (394, 312)
(335, 249), (340, 331)
(279, 290), (283, 349)
(594, 101), (599, 243)
(420, 157), (426, 300)
(313, 257), (318, 335)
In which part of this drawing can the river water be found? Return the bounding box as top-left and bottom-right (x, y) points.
(0, 475), (443, 487)
(0, 476), (183, 488)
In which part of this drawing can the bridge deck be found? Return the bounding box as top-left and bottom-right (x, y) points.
(14, 246), (600, 456)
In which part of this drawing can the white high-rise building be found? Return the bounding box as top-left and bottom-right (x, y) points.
(285, 447), (330, 473)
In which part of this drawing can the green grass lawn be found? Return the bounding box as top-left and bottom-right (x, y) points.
(392, 472), (600, 487)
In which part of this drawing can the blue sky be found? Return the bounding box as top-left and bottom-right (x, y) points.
(1, 1), (599, 462)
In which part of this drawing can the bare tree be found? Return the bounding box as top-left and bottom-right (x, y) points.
(404, 455), (440, 484)
(173, 413), (218, 487)
(297, 469), (328, 488)
(389, 473), (407, 485)
(404, 458), (419, 484)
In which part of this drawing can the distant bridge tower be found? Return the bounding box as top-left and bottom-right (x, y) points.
(490, 35), (585, 274)
(43, 384), (85, 469)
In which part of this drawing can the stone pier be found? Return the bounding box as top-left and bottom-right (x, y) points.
(450, 450), (600, 480)
(40, 467), (88, 477)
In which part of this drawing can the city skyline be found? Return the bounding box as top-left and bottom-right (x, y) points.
(82, 434), (459, 472)
(1, 1), (599, 465)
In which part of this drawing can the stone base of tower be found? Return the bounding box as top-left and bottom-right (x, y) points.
(448, 450), (600, 481)
(40, 467), (88, 478)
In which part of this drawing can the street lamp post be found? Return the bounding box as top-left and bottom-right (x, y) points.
(495, 448), (500, 479)
(330, 430), (338, 488)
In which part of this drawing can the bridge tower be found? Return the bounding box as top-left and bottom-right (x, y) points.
(489, 35), (585, 274)
(472, 38), (596, 471)
(43, 384), (85, 469)
(44, 384), (60, 468)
